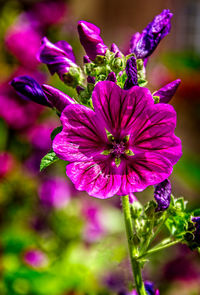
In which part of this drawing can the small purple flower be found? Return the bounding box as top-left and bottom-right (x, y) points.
(154, 179), (171, 211)
(23, 249), (48, 268)
(53, 81), (182, 198)
(87, 76), (95, 84)
(42, 84), (75, 112)
(77, 20), (108, 60)
(37, 37), (77, 81)
(10, 75), (51, 107)
(192, 217), (200, 246)
(110, 43), (123, 57)
(154, 79), (181, 103)
(39, 177), (71, 209)
(124, 56), (138, 90)
(129, 281), (159, 295)
(132, 10), (173, 59)
(106, 72), (117, 82)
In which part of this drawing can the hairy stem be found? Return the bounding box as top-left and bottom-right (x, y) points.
(121, 195), (147, 295)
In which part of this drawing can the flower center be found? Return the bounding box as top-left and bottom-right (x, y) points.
(110, 141), (126, 158)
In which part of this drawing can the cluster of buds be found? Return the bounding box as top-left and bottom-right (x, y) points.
(11, 10), (181, 114)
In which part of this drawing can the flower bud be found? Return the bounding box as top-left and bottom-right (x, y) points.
(78, 20), (108, 60)
(10, 75), (51, 107)
(124, 56), (138, 90)
(110, 43), (123, 57)
(154, 179), (171, 211)
(37, 37), (78, 81)
(42, 84), (75, 112)
(153, 79), (181, 103)
(131, 10), (173, 59)
(106, 72), (117, 82)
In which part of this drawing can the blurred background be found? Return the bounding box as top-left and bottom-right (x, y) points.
(0, 0), (200, 294)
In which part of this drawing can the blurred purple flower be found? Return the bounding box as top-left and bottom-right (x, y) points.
(77, 20), (108, 60)
(0, 152), (14, 178)
(131, 10), (173, 59)
(37, 37), (77, 81)
(163, 246), (200, 282)
(53, 81), (182, 198)
(154, 179), (171, 211)
(154, 79), (181, 103)
(10, 75), (51, 107)
(24, 249), (48, 268)
(129, 281), (159, 295)
(29, 0), (67, 29)
(82, 203), (105, 242)
(0, 85), (42, 131)
(39, 177), (71, 209)
(124, 56), (138, 90)
(5, 17), (41, 69)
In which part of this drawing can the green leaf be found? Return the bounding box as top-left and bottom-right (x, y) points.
(50, 126), (63, 140)
(40, 151), (59, 171)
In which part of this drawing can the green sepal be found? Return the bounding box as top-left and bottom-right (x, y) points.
(153, 95), (160, 104)
(40, 150), (59, 171)
(63, 67), (84, 88)
(115, 157), (121, 167)
(50, 126), (63, 141)
(125, 149), (134, 156)
(101, 150), (110, 155)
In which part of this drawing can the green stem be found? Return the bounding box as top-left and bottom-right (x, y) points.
(138, 239), (182, 260)
(146, 213), (168, 250)
(121, 195), (147, 295)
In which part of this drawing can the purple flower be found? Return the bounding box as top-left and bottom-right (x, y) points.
(124, 56), (138, 90)
(42, 84), (76, 112)
(132, 10), (173, 59)
(154, 179), (171, 211)
(154, 79), (181, 103)
(23, 249), (48, 268)
(29, 0), (67, 29)
(37, 37), (77, 81)
(39, 177), (71, 209)
(5, 18), (41, 69)
(53, 81), (182, 199)
(77, 21), (108, 60)
(10, 75), (50, 107)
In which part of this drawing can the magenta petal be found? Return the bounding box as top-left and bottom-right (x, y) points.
(130, 103), (182, 164)
(53, 104), (108, 162)
(66, 157), (121, 199)
(92, 81), (153, 139)
(118, 152), (172, 195)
